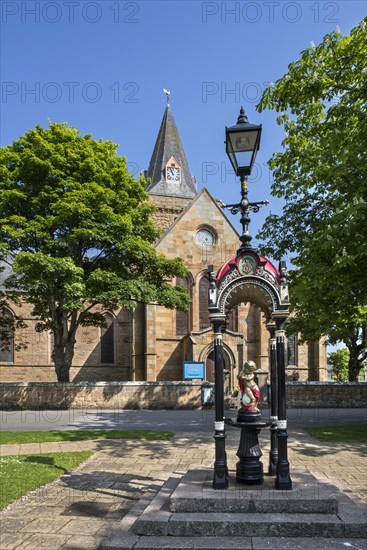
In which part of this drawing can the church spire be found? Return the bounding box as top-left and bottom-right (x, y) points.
(145, 105), (197, 197)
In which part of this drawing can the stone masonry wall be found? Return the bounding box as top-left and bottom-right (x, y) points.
(0, 381), (365, 410)
(149, 195), (192, 230)
(0, 366), (128, 383)
(0, 381), (203, 410)
(285, 382), (367, 408)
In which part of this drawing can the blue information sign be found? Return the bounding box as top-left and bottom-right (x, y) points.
(183, 361), (205, 380)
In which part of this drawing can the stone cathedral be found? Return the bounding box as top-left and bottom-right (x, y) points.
(0, 106), (327, 386)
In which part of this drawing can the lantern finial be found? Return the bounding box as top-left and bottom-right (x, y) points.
(237, 107), (248, 124)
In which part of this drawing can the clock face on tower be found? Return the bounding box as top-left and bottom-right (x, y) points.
(165, 156), (181, 183)
(166, 166), (181, 182)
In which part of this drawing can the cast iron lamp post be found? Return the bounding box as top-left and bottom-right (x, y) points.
(223, 107), (268, 251)
(210, 107), (291, 490)
(223, 109), (269, 485)
(211, 107), (266, 489)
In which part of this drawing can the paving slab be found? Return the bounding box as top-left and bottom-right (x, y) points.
(58, 518), (116, 536)
(60, 535), (105, 550)
(0, 532), (33, 550)
(17, 533), (73, 549)
(19, 516), (71, 533)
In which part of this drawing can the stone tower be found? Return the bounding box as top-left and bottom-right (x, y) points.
(144, 104), (197, 230)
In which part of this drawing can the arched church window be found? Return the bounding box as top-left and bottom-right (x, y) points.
(287, 334), (297, 365)
(101, 313), (115, 364)
(176, 277), (191, 336)
(199, 276), (211, 330)
(0, 308), (14, 363)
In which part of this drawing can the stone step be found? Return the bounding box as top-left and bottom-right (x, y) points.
(102, 469), (367, 549)
(133, 510), (366, 539)
(170, 497), (338, 514)
(170, 468), (339, 514)
(104, 535), (367, 550)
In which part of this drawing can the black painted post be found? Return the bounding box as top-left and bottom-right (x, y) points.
(267, 323), (278, 476)
(275, 315), (292, 489)
(212, 317), (228, 489)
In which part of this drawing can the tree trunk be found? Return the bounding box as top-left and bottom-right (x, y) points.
(347, 341), (361, 382)
(52, 333), (76, 383)
(348, 357), (361, 382)
(55, 361), (71, 383)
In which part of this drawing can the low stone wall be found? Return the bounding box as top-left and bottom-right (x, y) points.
(285, 381), (367, 408)
(0, 381), (366, 410)
(0, 381), (203, 410)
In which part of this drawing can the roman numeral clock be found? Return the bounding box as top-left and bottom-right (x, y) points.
(165, 156), (181, 183)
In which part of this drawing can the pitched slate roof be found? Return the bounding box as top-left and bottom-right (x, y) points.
(145, 105), (197, 197)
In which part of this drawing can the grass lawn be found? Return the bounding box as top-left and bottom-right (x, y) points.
(304, 424), (367, 443)
(0, 451), (93, 510)
(0, 429), (174, 445)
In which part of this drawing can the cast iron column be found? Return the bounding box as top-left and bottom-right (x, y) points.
(212, 317), (228, 489)
(267, 323), (278, 476)
(238, 176), (252, 250)
(275, 315), (292, 489)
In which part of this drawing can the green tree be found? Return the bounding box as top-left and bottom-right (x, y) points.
(257, 18), (367, 381)
(0, 122), (189, 382)
(328, 348), (349, 382)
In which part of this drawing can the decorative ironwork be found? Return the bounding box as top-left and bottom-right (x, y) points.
(256, 266), (277, 285)
(220, 176), (268, 252)
(218, 268), (240, 290)
(218, 276), (281, 316)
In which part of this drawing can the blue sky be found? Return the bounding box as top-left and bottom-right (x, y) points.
(1, 0), (366, 244)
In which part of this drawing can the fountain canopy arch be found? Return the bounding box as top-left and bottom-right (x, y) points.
(208, 249), (290, 321)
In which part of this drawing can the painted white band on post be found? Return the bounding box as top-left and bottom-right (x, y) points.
(277, 420), (287, 429)
(215, 421), (225, 431)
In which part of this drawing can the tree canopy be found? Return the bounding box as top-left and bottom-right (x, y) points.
(256, 18), (367, 380)
(0, 122), (190, 381)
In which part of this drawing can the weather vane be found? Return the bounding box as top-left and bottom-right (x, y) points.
(163, 88), (171, 105)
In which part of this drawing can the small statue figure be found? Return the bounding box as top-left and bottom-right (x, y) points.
(237, 361), (260, 411)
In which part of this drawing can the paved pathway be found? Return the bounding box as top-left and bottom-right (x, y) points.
(0, 426), (366, 550)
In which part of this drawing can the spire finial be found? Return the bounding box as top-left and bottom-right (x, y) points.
(163, 88), (171, 106)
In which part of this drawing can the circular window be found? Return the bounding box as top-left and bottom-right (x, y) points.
(195, 228), (216, 249)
